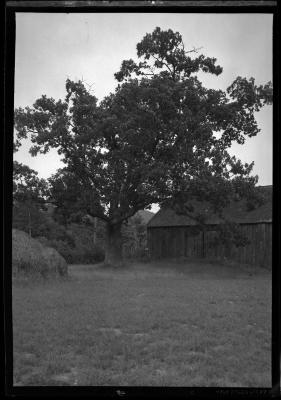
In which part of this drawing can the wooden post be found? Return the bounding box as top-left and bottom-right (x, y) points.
(28, 207), (31, 238)
(93, 217), (97, 245)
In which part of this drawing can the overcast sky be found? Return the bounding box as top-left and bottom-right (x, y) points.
(14, 12), (273, 212)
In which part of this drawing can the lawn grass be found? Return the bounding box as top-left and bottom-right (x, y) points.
(12, 260), (271, 387)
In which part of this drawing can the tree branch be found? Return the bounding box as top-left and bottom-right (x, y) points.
(185, 46), (203, 54)
(87, 210), (109, 222)
(151, 54), (173, 76)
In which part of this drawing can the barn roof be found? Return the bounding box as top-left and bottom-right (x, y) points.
(147, 186), (272, 228)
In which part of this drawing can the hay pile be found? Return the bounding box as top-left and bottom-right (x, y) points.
(12, 229), (68, 278)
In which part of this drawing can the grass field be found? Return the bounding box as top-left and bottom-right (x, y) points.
(12, 260), (271, 387)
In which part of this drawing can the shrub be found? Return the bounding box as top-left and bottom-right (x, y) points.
(37, 235), (105, 265)
(80, 245), (105, 264)
(63, 244), (105, 264)
(63, 224), (105, 264)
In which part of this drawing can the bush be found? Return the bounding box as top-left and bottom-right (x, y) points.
(37, 235), (105, 265)
(12, 229), (68, 278)
(46, 239), (75, 264)
(63, 244), (105, 264)
(82, 245), (105, 264)
(63, 223), (105, 264)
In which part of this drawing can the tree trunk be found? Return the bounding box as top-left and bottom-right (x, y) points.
(104, 222), (123, 267)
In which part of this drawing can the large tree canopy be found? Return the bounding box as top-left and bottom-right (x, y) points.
(14, 27), (272, 265)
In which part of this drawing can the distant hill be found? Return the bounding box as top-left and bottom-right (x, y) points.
(133, 210), (155, 224)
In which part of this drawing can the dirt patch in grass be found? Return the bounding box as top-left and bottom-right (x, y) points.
(13, 260), (271, 387)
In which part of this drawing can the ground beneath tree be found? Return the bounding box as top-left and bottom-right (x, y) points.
(13, 260), (271, 387)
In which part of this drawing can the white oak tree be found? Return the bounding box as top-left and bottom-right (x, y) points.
(14, 27), (272, 266)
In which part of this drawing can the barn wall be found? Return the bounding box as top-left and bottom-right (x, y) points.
(147, 223), (272, 268)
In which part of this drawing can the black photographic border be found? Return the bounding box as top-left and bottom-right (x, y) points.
(3, 1), (280, 398)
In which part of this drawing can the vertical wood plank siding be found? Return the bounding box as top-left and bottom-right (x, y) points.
(148, 223), (272, 268)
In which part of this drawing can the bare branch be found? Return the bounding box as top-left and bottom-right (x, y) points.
(185, 46), (203, 54)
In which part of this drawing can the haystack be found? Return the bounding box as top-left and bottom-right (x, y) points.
(12, 229), (68, 278)
(42, 246), (68, 276)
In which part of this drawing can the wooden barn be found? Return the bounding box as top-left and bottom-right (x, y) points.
(147, 186), (272, 268)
